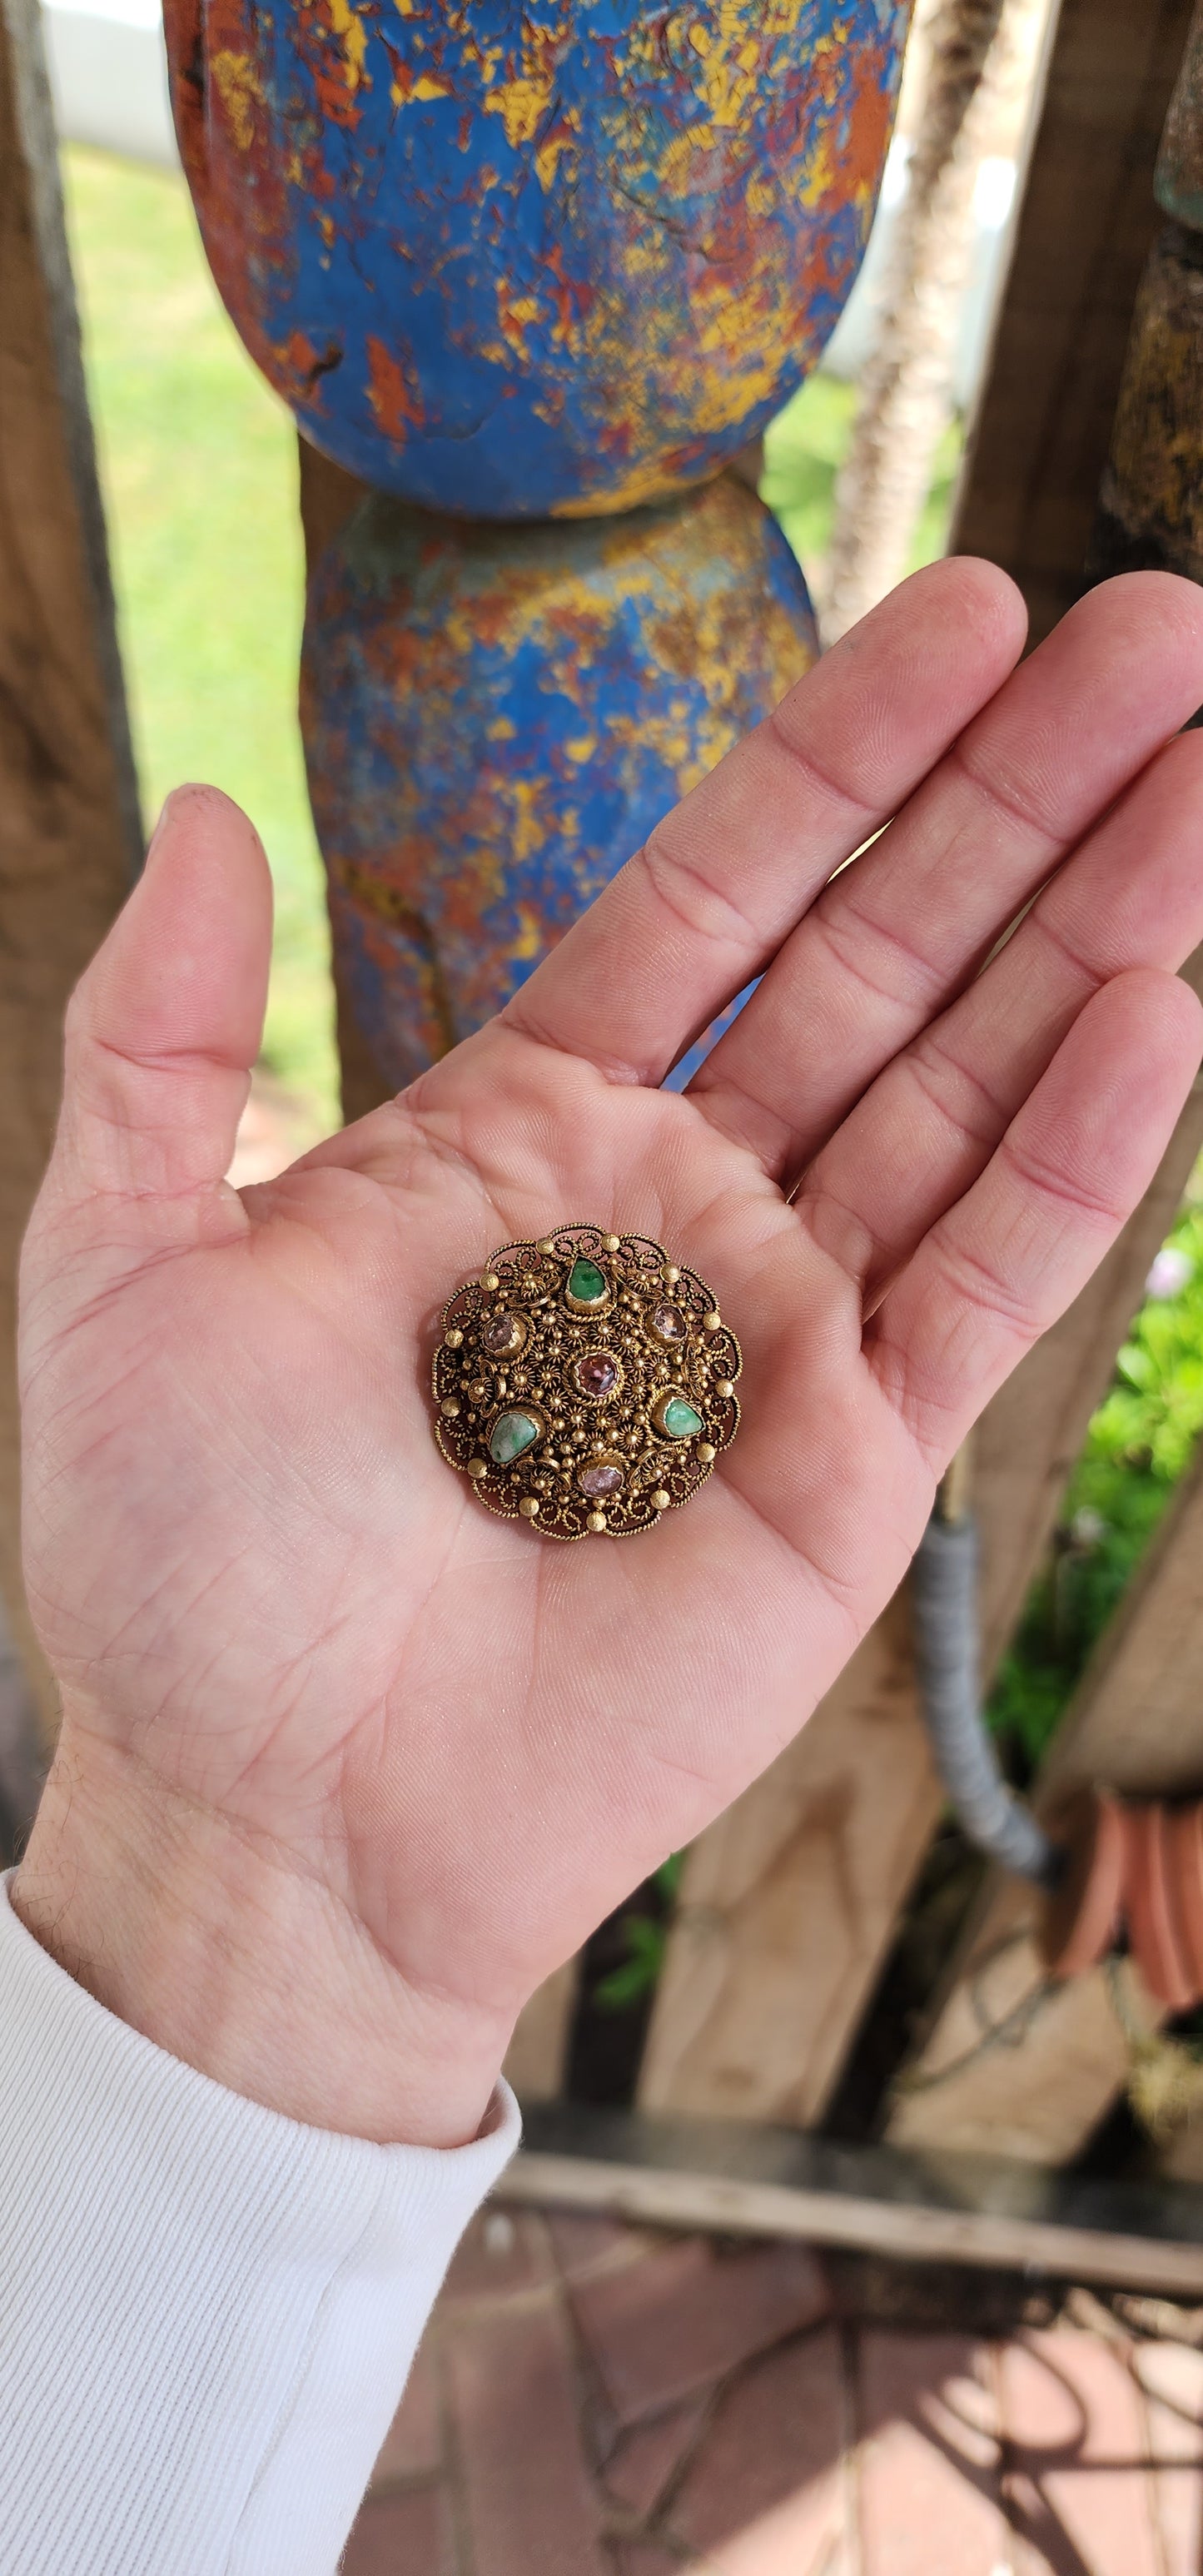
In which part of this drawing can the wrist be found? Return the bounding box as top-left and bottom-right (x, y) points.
(11, 1728), (510, 2149)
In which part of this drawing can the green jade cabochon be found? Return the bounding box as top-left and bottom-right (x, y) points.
(489, 1410), (542, 1465)
(567, 1257), (609, 1305)
(663, 1397), (703, 1439)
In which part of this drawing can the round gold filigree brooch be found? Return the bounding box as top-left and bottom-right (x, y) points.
(432, 1224), (742, 1539)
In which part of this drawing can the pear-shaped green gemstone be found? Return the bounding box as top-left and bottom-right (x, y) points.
(567, 1256), (608, 1305)
(663, 1397), (703, 1440)
(489, 1409), (541, 1465)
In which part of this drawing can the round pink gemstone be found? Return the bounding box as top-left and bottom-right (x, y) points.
(579, 1460), (624, 1498)
(576, 1350), (618, 1399)
(481, 1310), (523, 1355)
(651, 1302), (688, 1344)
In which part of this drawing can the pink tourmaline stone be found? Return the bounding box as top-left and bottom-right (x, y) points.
(579, 1460), (624, 1498)
(652, 1302), (687, 1343)
(576, 1351), (618, 1398)
(481, 1310), (523, 1355)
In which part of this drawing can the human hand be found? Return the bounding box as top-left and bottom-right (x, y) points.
(13, 563), (1203, 2146)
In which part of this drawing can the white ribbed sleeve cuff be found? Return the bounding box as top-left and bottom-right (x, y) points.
(0, 1878), (519, 2574)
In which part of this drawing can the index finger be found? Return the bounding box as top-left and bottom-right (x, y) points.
(500, 555), (1027, 1087)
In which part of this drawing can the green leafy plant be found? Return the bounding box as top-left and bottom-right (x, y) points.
(989, 1191), (1203, 1773)
(761, 375), (963, 583)
(592, 1854), (684, 2012)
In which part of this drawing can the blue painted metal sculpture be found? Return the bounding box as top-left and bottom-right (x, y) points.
(302, 476), (818, 1090)
(165, 0), (911, 1102)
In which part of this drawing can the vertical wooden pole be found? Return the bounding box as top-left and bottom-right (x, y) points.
(1084, 0), (1203, 617)
(950, 0), (1197, 644)
(0, 0), (140, 1740)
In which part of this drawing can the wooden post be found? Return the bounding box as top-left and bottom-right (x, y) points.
(639, 1027), (1203, 2128)
(1083, 0), (1203, 628)
(950, 0), (1196, 645)
(0, 0), (140, 1738)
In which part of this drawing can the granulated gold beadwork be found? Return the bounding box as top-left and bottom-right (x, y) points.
(431, 1224), (743, 1540)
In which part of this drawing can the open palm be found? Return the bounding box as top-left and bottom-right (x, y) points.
(17, 561), (1203, 2145)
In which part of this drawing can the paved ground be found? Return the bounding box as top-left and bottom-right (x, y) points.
(341, 2204), (1203, 2574)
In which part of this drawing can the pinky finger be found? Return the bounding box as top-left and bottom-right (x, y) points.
(867, 967), (1203, 1474)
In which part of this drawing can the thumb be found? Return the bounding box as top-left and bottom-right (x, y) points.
(50, 784), (272, 1223)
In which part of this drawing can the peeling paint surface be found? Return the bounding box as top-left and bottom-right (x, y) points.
(166, 0), (910, 515)
(302, 473), (818, 1090)
(1096, 230), (1203, 585)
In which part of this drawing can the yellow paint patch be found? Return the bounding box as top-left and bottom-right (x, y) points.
(210, 48), (262, 152)
(509, 907), (544, 962)
(508, 781), (548, 864)
(496, 288), (544, 357)
(483, 69), (554, 147)
(535, 130), (570, 190)
(553, 473), (674, 520)
(327, 0), (368, 92)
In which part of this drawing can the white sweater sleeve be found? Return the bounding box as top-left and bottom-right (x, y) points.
(0, 1877), (520, 2575)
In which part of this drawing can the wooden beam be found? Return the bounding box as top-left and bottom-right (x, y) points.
(889, 1418), (1203, 2164)
(951, 0), (1195, 645)
(639, 1027), (1203, 2130)
(0, 0), (140, 1736)
(499, 2100), (1203, 2299)
(295, 435), (391, 1131)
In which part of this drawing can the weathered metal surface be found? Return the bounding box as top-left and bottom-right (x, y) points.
(301, 471), (818, 1094)
(1087, 225), (1203, 588)
(163, 0), (910, 517)
(1156, 0), (1203, 231)
(1085, 0), (1203, 604)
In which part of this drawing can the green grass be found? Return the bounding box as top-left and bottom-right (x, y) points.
(61, 146), (340, 1125)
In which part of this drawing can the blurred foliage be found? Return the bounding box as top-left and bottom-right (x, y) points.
(989, 1188), (1203, 1775)
(61, 146), (340, 1126)
(593, 1853), (684, 2012)
(761, 373), (964, 585)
